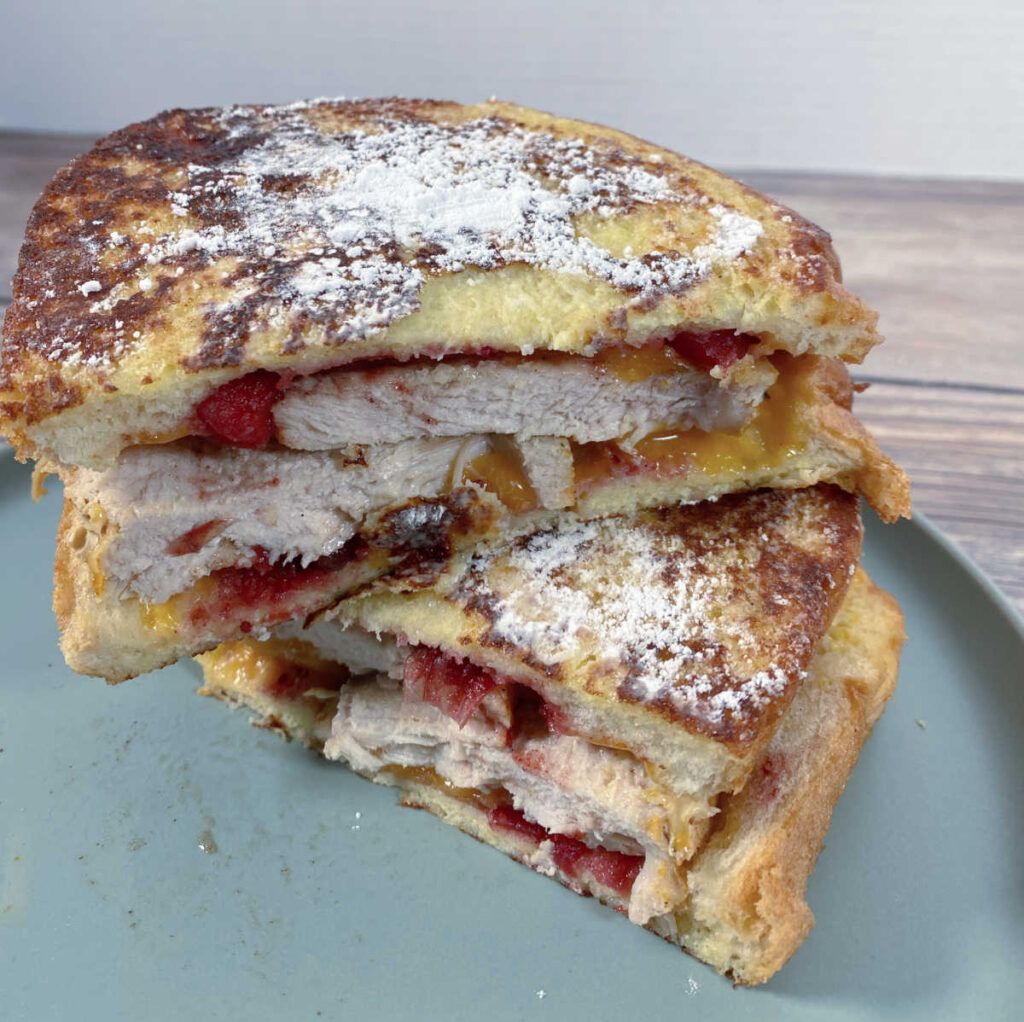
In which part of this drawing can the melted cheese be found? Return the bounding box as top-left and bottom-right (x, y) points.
(80, 504), (109, 597)
(140, 596), (180, 636)
(200, 636), (343, 695)
(136, 426), (193, 446)
(381, 763), (498, 809)
(573, 355), (816, 495)
(140, 575), (214, 636)
(592, 342), (687, 382)
(463, 447), (538, 513)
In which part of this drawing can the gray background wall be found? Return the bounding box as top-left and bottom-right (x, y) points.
(2, 0), (1022, 179)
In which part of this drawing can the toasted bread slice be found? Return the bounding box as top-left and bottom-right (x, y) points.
(197, 568), (903, 984)
(2, 98), (879, 468)
(320, 484), (863, 803)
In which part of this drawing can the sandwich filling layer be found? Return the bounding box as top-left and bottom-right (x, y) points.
(62, 354), (904, 617)
(269, 339), (771, 452)
(327, 676), (693, 925)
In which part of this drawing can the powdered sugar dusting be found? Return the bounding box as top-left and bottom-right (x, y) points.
(137, 104), (762, 343)
(9, 99), (765, 374)
(458, 510), (799, 738)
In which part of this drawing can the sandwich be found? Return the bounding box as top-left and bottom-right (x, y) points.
(197, 484), (905, 984)
(0, 98), (908, 680)
(0, 97), (908, 984)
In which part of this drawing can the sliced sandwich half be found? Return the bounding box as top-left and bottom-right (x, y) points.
(1, 98), (907, 679)
(195, 485), (863, 934)
(198, 494), (903, 983)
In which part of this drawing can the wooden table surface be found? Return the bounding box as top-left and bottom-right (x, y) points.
(2, 132), (1022, 616)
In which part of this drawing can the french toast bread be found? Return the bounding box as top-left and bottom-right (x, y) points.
(2, 98), (879, 469)
(198, 568), (903, 984)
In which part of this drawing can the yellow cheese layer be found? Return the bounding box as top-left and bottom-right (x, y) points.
(573, 355), (817, 495)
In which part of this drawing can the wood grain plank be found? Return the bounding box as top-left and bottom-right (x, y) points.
(739, 171), (1024, 392)
(853, 378), (1024, 616)
(0, 131), (95, 297)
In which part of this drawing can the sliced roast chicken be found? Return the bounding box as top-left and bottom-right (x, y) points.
(58, 343), (765, 613)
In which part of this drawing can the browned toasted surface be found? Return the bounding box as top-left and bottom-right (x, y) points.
(339, 484), (862, 752)
(1, 98), (877, 462)
(682, 569), (904, 983)
(195, 568), (904, 985)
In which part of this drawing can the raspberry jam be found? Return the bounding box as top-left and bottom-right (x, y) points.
(487, 805), (643, 897)
(667, 330), (753, 372)
(403, 647), (501, 728)
(212, 549), (333, 608)
(185, 543), (363, 634)
(401, 647), (575, 737)
(487, 804), (549, 845)
(196, 370), (283, 448)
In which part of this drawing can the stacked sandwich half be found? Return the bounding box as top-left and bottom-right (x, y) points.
(0, 99), (908, 984)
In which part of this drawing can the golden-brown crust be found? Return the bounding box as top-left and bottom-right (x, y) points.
(804, 358), (911, 521)
(195, 568), (904, 985)
(684, 569), (904, 983)
(340, 484), (863, 755)
(1, 97), (879, 465)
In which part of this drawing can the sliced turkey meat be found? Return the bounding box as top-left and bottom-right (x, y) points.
(274, 354), (775, 450)
(324, 673), (690, 926)
(65, 434), (574, 604)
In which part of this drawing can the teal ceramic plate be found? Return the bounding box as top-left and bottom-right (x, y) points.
(2, 453), (1022, 1021)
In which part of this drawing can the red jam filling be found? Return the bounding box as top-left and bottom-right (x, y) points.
(667, 330), (753, 372)
(188, 543), (363, 631)
(403, 647), (501, 728)
(212, 548), (342, 608)
(549, 833), (590, 874)
(487, 804), (549, 845)
(539, 699), (572, 735)
(402, 647), (573, 738)
(487, 806), (643, 897)
(583, 845), (644, 895)
(196, 370), (283, 448)
(190, 335), (753, 450)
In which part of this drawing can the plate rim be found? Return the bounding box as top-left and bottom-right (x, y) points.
(906, 508), (1024, 639)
